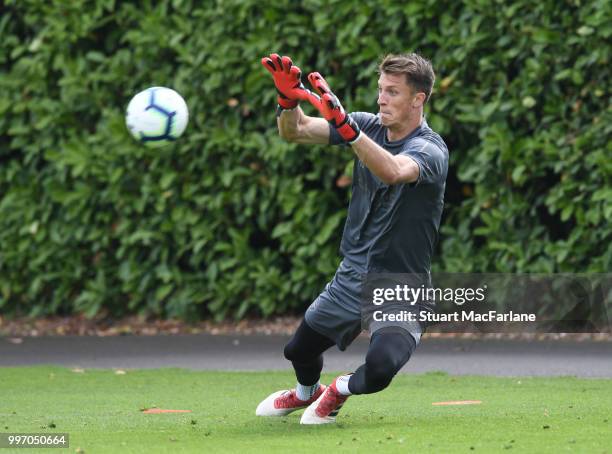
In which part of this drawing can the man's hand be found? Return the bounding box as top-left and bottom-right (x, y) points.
(261, 53), (310, 110)
(306, 72), (361, 143)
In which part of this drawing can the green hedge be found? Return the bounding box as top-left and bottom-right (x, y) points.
(0, 0), (610, 319)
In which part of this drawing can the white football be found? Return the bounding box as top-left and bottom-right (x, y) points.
(126, 87), (189, 147)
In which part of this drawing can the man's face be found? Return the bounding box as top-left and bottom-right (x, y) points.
(377, 72), (422, 128)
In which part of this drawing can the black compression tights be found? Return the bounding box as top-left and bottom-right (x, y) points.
(348, 328), (416, 394)
(284, 320), (416, 393)
(283, 319), (336, 386)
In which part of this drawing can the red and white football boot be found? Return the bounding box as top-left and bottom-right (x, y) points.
(300, 377), (349, 424)
(256, 385), (327, 417)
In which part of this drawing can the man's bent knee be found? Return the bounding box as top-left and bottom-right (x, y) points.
(362, 355), (398, 392)
(349, 331), (417, 394)
(283, 341), (306, 362)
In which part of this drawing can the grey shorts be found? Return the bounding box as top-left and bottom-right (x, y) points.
(305, 260), (423, 351)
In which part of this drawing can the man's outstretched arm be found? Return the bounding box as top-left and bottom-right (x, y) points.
(261, 53), (329, 145)
(350, 133), (419, 184)
(306, 72), (419, 185)
(277, 107), (330, 145)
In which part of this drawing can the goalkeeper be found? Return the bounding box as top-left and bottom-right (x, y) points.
(256, 53), (448, 424)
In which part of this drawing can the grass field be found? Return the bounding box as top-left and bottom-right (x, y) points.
(1, 367), (610, 453)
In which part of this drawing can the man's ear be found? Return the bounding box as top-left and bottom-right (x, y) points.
(412, 92), (426, 108)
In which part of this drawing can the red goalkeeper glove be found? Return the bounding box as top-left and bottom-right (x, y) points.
(307, 72), (361, 143)
(261, 53), (309, 110)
